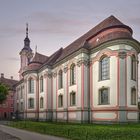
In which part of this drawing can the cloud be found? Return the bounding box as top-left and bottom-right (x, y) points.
(124, 16), (140, 26)
(0, 26), (24, 38)
(6, 57), (19, 61)
(27, 11), (92, 35)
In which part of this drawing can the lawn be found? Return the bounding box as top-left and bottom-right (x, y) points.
(8, 121), (140, 140)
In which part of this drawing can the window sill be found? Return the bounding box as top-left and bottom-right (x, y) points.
(98, 103), (110, 105)
(28, 108), (34, 109)
(131, 104), (137, 105)
(58, 107), (63, 108)
(70, 105), (76, 107)
(58, 88), (64, 90)
(70, 84), (76, 87)
(131, 79), (136, 81)
(98, 78), (110, 82)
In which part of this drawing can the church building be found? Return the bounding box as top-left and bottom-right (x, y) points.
(15, 16), (140, 123)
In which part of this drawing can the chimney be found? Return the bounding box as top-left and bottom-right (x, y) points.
(11, 76), (13, 80)
(1, 73), (4, 78)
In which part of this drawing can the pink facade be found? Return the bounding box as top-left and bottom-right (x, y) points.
(0, 74), (17, 119)
(0, 91), (14, 119)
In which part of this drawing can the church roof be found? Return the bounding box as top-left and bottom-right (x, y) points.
(30, 52), (49, 64)
(54, 15), (132, 63)
(25, 63), (42, 71)
(23, 15), (134, 73)
(43, 48), (63, 66)
(24, 52), (49, 71)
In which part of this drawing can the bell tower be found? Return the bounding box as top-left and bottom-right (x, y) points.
(19, 23), (33, 79)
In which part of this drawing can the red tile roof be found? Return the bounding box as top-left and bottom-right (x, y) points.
(30, 52), (49, 64)
(24, 15), (134, 72)
(54, 15), (132, 63)
(0, 77), (18, 90)
(25, 52), (49, 71)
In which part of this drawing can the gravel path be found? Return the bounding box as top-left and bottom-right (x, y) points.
(0, 125), (68, 140)
(0, 130), (20, 140)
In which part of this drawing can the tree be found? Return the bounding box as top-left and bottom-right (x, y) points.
(0, 84), (9, 104)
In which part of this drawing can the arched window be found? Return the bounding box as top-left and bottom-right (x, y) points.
(131, 88), (136, 105)
(40, 97), (44, 108)
(28, 98), (34, 109)
(58, 94), (63, 107)
(40, 76), (44, 92)
(99, 56), (109, 80)
(70, 64), (76, 85)
(99, 88), (109, 105)
(28, 78), (34, 93)
(131, 55), (136, 80)
(70, 91), (76, 106)
(58, 70), (63, 89)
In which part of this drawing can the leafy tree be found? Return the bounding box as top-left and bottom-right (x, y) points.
(0, 83), (9, 104)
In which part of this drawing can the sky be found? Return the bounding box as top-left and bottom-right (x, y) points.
(0, 0), (140, 80)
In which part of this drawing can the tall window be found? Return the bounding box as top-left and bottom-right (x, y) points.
(21, 102), (23, 111)
(17, 88), (19, 100)
(40, 97), (44, 108)
(58, 94), (63, 107)
(21, 86), (24, 99)
(131, 88), (136, 105)
(40, 76), (44, 92)
(70, 64), (76, 85)
(99, 88), (109, 105)
(28, 98), (34, 109)
(70, 91), (76, 106)
(131, 55), (136, 80)
(100, 56), (109, 80)
(28, 78), (34, 93)
(17, 103), (19, 111)
(58, 70), (63, 89)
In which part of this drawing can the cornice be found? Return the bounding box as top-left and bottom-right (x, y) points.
(21, 38), (140, 77)
(90, 38), (140, 55)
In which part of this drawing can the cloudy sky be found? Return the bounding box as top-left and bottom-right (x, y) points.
(0, 0), (140, 80)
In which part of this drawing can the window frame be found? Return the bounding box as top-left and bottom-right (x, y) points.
(28, 78), (34, 93)
(58, 70), (63, 89)
(58, 94), (63, 108)
(99, 88), (110, 105)
(131, 55), (136, 81)
(70, 91), (76, 106)
(20, 102), (23, 111)
(21, 86), (23, 99)
(40, 76), (44, 93)
(40, 97), (44, 108)
(70, 64), (76, 86)
(131, 87), (137, 105)
(99, 56), (110, 81)
(28, 98), (34, 109)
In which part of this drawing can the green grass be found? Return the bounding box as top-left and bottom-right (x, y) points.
(8, 121), (140, 140)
